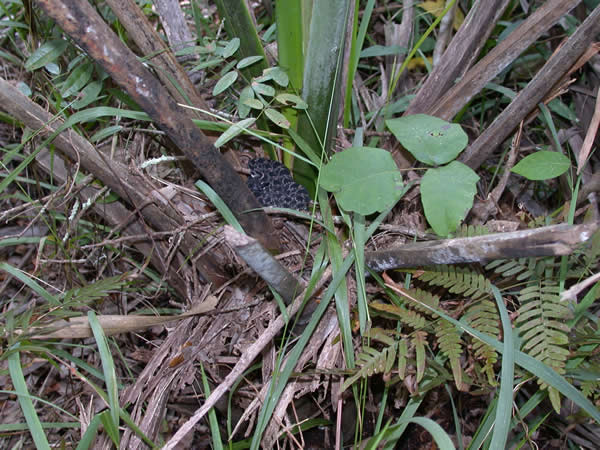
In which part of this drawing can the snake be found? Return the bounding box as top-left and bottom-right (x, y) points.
(247, 158), (311, 211)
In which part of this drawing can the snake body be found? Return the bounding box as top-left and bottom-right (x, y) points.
(247, 158), (310, 211)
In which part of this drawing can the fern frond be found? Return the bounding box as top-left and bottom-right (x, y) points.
(413, 330), (428, 383)
(405, 288), (440, 316)
(465, 298), (500, 386)
(398, 339), (408, 380)
(418, 265), (491, 300)
(342, 344), (397, 392)
(485, 257), (535, 281)
(456, 223), (490, 237)
(435, 318), (463, 389)
(369, 301), (427, 329)
(581, 379), (600, 400)
(515, 281), (572, 412)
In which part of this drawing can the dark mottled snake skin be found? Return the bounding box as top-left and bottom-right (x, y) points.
(247, 158), (310, 211)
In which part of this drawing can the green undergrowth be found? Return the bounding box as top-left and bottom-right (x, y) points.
(1, 1), (599, 449)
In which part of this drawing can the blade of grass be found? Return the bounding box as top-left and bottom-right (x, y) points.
(0, 262), (59, 304)
(250, 252), (356, 450)
(489, 285), (514, 450)
(343, 0), (376, 127)
(87, 311), (120, 445)
(195, 180), (244, 233)
(200, 363), (224, 450)
(76, 411), (104, 450)
(7, 350), (51, 450)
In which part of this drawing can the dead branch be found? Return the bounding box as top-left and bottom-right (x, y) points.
(365, 223), (598, 271)
(460, 5), (600, 169)
(405, 0), (511, 115)
(35, 0), (279, 250)
(224, 225), (304, 304)
(0, 77), (227, 288)
(104, 0), (209, 115)
(426, 0), (580, 120)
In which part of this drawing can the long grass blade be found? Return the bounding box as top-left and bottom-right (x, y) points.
(8, 350), (51, 450)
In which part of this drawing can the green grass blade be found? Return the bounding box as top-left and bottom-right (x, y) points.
(8, 349), (51, 450)
(87, 311), (120, 445)
(200, 364), (224, 450)
(343, 0), (375, 127)
(250, 253), (356, 449)
(296, 0), (352, 158)
(353, 213), (369, 334)
(489, 285), (514, 450)
(76, 412), (103, 450)
(195, 179), (244, 232)
(0, 262), (59, 305)
(276, 0), (307, 91)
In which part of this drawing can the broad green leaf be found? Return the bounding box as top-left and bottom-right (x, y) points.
(386, 114), (468, 166)
(264, 108), (290, 129)
(212, 71), (238, 95)
(275, 93), (308, 109)
(72, 81), (103, 109)
(320, 146), (404, 215)
(214, 117), (256, 148)
(420, 161), (479, 236)
(61, 60), (94, 97)
(25, 39), (69, 71)
(511, 151), (571, 180)
(221, 37), (240, 58)
(237, 55), (264, 69)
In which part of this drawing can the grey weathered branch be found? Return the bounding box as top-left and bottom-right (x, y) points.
(365, 223), (597, 272)
(460, 5), (600, 169)
(0, 76), (226, 288)
(405, 0), (511, 115)
(223, 226), (304, 304)
(35, 0), (279, 250)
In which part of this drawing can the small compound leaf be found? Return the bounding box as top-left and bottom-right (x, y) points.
(25, 39), (69, 71)
(213, 71), (238, 95)
(275, 93), (308, 109)
(238, 85), (254, 118)
(237, 55), (264, 69)
(320, 147), (404, 215)
(243, 98), (265, 110)
(511, 151), (571, 180)
(221, 38), (240, 59)
(265, 67), (289, 87)
(255, 67), (289, 87)
(386, 114), (468, 166)
(214, 118), (256, 148)
(421, 161), (479, 237)
(252, 82), (275, 96)
(264, 108), (290, 129)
